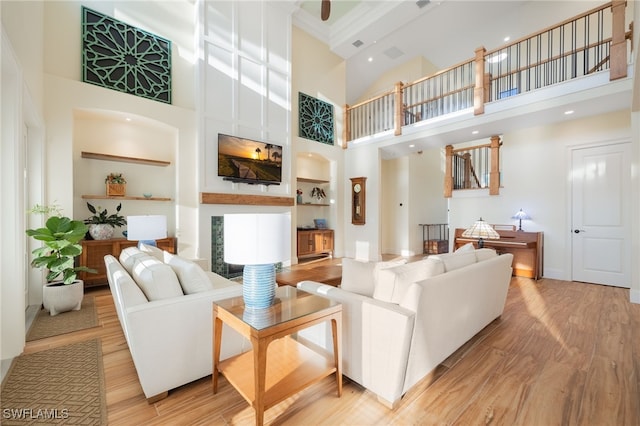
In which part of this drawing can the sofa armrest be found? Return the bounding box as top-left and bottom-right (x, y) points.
(123, 285), (246, 398)
(297, 281), (415, 406)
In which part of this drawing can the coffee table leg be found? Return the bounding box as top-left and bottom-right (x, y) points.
(253, 337), (268, 425)
(212, 315), (222, 393)
(331, 315), (342, 397)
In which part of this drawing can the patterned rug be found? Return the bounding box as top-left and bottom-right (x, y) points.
(26, 296), (98, 341)
(0, 339), (107, 425)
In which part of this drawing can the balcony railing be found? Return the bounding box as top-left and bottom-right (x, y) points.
(344, 1), (631, 143)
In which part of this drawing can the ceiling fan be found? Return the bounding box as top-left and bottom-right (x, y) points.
(321, 0), (331, 21)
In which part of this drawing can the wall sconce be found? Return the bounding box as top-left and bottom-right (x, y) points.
(511, 209), (531, 231)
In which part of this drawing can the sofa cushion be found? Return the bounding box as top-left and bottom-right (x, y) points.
(341, 257), (407, 297)
(131, 256), (184, 301)
(374, 257), (444, 304)
(455, 242), (475, 253)
(163, 251), (215, 294)
(138, 243), (164, 261)
(119, 247), (151, 275)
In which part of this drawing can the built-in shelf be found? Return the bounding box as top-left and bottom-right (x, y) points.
(81, 151), (171, 167)
(81, 195), (172, 201)
(298, 203), (330, 207)
(297, 177), (329, 184)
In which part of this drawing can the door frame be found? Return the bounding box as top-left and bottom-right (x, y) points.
(566, 138), (631, 286)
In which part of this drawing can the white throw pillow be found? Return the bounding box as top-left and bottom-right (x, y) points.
(138, 243), (164, 261)
(431, 251), (477, 272)
(119, 247), (151, 275)
(455, 242), (475, 253)
(373, 257), (444, 304)
(475, 248), (498, 262)
(340, 258), (377, 296)
(131, 256), (184, 301)
(372, 258), (408, 288)
(163, 252), (215, 294)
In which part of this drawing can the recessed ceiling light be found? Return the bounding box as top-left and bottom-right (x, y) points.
(368, 57), (373, 62)
(504, 36), (510, 42)
(472, 130), (479, 135)
(564, 110), (575, 115)
(409, 144), (415, 148)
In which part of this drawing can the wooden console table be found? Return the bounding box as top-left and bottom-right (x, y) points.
(79, 237), (176, 288)
(453, 228), (543, 279)
(213, 286), (342, 425)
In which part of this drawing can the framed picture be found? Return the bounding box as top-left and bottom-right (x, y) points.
(314, 218), (327, 229)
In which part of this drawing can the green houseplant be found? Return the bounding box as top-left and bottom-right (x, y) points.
(84, 202), (127, 240)
(26, 213), (96, 315)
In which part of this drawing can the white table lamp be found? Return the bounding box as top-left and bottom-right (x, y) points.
(127, 215), (167, 247)
(224, 213), (291, 309)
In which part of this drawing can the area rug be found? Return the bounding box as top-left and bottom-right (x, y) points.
(26, 296), (98, 341)
(0, 339), (107, 425)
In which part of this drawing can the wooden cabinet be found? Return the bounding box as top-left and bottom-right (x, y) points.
(297, 229), (334, 259)
(453, 228), (543, 279)
(79, 237), (176, 288)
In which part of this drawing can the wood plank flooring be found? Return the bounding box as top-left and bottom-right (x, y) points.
(21, 264), (640, 425)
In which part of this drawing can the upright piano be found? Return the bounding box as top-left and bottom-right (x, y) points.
(454, 228), (543, 279)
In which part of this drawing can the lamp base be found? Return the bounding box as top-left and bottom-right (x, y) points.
(242, 264), (276, 309)
(478, 238), (485, 248)
(137, 240), (157, 248)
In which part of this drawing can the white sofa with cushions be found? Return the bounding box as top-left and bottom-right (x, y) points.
(297, 246), (513, 408)
(104, 245), (248, 401)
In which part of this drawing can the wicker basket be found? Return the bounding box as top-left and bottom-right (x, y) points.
(106, 183), (126, 196)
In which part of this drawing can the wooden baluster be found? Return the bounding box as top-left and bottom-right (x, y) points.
(474, 47), (486, 115)
(489, 135), (501, 195)
(610, 0), (627, 80)
(444, 145), (453, 197)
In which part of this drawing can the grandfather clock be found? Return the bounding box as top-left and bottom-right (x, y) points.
(350, 177), (366, 225)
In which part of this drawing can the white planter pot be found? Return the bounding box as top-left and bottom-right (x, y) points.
(89, 224), (114, 240)
(42, 280), (84, 316)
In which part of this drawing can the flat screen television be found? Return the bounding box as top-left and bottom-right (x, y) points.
(218, 133), (283, 185)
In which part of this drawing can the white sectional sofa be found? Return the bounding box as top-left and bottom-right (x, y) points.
(297, 246), (514, 408)
(104, 246), (248, 401)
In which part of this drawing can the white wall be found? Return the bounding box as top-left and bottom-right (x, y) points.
(381, 157), (409, 255)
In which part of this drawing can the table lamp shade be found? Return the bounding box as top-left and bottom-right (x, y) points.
(224, 213), (291, 309)
(462, 218), (499, 247)
(511, 208), (531, 231)
(127, 215), (167, 246)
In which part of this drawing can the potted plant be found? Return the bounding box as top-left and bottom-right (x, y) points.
(26, 213), (96, 316)
(84, 202), (127, 240)
(106, 172), (127, 196)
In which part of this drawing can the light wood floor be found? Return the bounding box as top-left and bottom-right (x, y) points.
(22, 263), (640, 425)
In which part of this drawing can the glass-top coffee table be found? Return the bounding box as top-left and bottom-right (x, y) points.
(212, 286), (342, 425)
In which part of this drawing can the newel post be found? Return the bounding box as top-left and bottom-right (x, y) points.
(489, 135), (501, 195)
(444, 145), (453, 198)
(474, 47), (487, 115)
(394, 81), (403, 136)
(343, 104), (351, 148)
(610, 0), (627, 80)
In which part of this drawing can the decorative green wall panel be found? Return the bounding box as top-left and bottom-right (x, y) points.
(298, 92), (334, 145)
(82, 7), (172, 104)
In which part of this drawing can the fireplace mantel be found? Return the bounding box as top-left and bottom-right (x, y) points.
(200, 192), (294, 207)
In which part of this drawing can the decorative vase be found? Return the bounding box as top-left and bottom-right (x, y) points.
(296, 195), (303, 204)
(42, 280), (84, 316)
(89, 224), (114, 240)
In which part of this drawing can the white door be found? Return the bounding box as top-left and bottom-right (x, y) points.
(571, 142), (631, 288)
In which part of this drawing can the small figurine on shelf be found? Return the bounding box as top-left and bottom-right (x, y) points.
(311, 187), (326, 201)
(106, 173), (127, 196)
(296, 189), (303, 204)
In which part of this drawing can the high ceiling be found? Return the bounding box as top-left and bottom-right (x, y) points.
(293, 1), (613, 104)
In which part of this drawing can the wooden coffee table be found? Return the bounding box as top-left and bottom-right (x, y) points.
(212, 286), (342, 425)
(275, 264), (342, 287)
